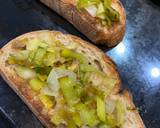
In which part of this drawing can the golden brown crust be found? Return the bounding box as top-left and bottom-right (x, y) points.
(120, 91), (145, 128)
(40, 0), (126, 47)
(0, 30), (144, 128)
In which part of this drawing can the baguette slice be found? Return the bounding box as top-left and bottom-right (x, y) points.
(0, 30), (144, 128)
(40, 0), (126, 47)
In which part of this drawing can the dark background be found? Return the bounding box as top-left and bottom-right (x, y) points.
(0, 0), (160, 128)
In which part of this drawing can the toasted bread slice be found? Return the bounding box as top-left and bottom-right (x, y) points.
(40, 0), (126, 47)
(0, 30), (144, 128)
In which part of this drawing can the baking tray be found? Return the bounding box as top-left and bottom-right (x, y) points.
(0, 0), (160, 128)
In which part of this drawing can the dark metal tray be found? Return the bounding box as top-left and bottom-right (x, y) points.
(0, 0), (160, 128)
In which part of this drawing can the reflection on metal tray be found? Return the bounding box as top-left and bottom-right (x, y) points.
(0, 0), (160, 128)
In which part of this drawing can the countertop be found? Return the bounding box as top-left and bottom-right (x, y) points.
(0, 0), (160, 128)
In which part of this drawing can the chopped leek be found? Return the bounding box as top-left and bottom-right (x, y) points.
(15, 66), (36, 79)
(43, 52), (56, 66)
(26, 38), (48, 50)
(59, 77), (80, 105)
(7, 51), (29, 65)
(77, 0), (100, 9)
(47, 68), (77, 97)
(7, 32), (126, 127)
(98, 123), (111, 128)
(77, 0), (120, 26)
(39, 94), (53, 109)
(97, 97), (106, 122)
(106, 115), (117, 127)
(34, 67), (52, 75)
(12, 50), (29, 61)
(97, 2), (105, 15)
(50, 112), (62, 125)
(67, 120), (77, 128)
(72, 113), (82, 127)
(28, 50), (35, 63)
(105, 7), (120, 22)
(104, 0), (111, 7)
(80, 64), (97, 72)
(7, 56), (16, 65)
(37, 74), (48, 82)
(33, 47), (46, 66)
(61, 49), (87, 64)
(116, 99), (125, 126)
(80, 107), (98, 126)
(29, 78), (45, 91)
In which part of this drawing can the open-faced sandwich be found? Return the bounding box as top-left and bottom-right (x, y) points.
(40, 0), (126, 47)
(0, 30), (144, 128)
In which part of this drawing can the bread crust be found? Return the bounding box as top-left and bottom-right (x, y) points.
(40, 0), (126, 47)
(0, 30), (144, 128)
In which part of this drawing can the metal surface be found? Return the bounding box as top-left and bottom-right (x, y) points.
(0, 0), (160, 128)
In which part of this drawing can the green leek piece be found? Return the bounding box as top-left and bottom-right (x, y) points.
(39, 94), (53, 109)
(74, 103), (99, 127)
(116, 100), (125, 126)
(43, 52), (56, 66)
(98, 123), (111, 128)
(84, 71), (116, 96)
(104, 16), (112, 26)
(105, 7), (120, 22)
(26, 38), (48, 50)
(33, 47), (46, 66)
(72, 113), (82, 127)
(106, 115), (117, 127)
(97, 12), (106, 20)
(74, 103), (98, 126)
(80, 64), (97, 72)
(50, 108), (66, 125)
(37, 74), (48, 82)
(34, 67), (52, 75)
(50, 111), (63, 125)
(80, 107), (98, 126)
(81, 85), (104, 101)
(61, 49), (87, 64)
(77, 0), (100, 9)
(67, 61), (79, 71)
(59, 77), (80, 105)
(15, 66), (36, 79)
(7, 56), (16, 65)
(47, 47), (55, 52)
(28, 50), (35, 63)
(97, 2), (105, 15)
(29, 78), (45, 91)
(104, 0), (111, 7)
(67, 120), (77, 128)
(97, 97), (106, 122)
